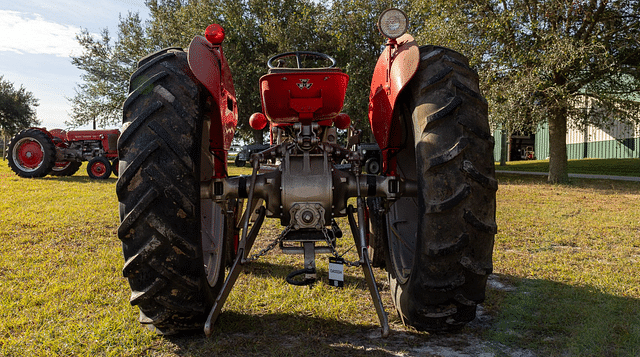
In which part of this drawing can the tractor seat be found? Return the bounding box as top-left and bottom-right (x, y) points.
(259, 70), (349, 124)
(267, 67), (344, 74)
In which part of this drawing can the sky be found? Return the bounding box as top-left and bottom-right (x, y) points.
(0, 0), (150, 130)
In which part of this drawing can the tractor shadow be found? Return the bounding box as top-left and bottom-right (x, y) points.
(165, 312), (418, 357)
(159, 273), (640, 356)
(41, 175), (117, 184)
(240, 260), (382, 290)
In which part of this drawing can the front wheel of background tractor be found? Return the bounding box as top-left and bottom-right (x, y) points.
(111, 159), (119, 177)
(7, 129), (57, 178)
(384, 45), (497, 332)
(87, 157), (112, 179)
(116, 48), (229, 334)
(50, 161), (82, 176)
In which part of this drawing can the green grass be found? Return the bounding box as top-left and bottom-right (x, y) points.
(491, 174), (640, 355)
(495, 158), (640, 177)
(1, 160), (639, 356)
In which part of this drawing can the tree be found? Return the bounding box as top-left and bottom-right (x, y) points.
(70, 1), (430, 143)
(0, 76), (40, 137)
(68, 13), (150, 129)
(326, 0), (403, 139)
(411, 0), (640, 183)
(69, 0), (332, 143)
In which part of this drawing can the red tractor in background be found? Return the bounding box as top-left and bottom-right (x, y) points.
(117, 9), (496, 337)
(7, 127), (120, 179)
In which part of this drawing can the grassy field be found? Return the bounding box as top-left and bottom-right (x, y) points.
(1, 160), (639, 356)
(496, 158), (640, 177)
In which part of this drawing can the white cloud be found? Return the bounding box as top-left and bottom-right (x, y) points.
(0, 10), (85, 57)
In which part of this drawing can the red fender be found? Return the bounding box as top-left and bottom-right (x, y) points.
(368, 34), (419, 175)
(188, 34), (238, 178)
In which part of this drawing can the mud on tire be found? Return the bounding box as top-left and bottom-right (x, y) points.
(117, 48), (225, 334)
(385, 45), (497, 331)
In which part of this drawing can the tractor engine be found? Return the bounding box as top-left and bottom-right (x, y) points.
(56, 139), (105, 161)
(51, 129), (119, 162)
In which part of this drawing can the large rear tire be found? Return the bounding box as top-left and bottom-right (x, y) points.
(117, 48), (227, 334)
(366, 197), (387, 268)
(7, 129), (57, 178)
(385, 45), (497, 331)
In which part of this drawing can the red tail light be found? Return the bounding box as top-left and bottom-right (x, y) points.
(333, 113), (351, 130)
(205, 24), (225, 45)
(249, 113), (268, 130)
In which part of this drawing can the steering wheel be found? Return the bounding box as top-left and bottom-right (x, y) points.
(267, 51), (337, 69)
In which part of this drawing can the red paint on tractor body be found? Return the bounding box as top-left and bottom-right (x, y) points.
(63, 129), (120, 158)
(188, 32), (238, 178)
(368, 34), (419, 174)
(43, 128), (120, 160)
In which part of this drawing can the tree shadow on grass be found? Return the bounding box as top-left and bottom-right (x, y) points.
(41, 175), (117, 184)
(484, 274), (640, 356)
(496, 172), (640, 192)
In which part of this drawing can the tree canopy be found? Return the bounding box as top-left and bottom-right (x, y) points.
(411, 0), (640, 182)
(69, 0), (640, 182)
(69, 0), (402, 142)
(0, 76), (40, 137)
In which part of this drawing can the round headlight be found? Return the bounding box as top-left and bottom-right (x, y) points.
(378, 9), (408, 39)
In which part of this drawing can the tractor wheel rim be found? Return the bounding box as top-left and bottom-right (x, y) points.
(13, 138), (45, 172)
(91, 162), (106, 176)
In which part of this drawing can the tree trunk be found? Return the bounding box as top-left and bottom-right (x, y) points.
(500, 129), (508, 166)
(548, 106), (569, 184)
(253, 128), (264, 145)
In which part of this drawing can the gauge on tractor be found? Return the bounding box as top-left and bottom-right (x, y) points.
(378, 8), (408, 39)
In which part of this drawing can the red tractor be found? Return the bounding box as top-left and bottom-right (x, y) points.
(117, 9), (496, 337)
(7, 127), (120, 179)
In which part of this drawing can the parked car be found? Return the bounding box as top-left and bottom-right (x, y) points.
(235, 143), (271, 167)
(358, 143), (381, 174)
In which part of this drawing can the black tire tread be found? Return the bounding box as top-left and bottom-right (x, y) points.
(387, 45), (496, 332)
(117, 48), (220, 334)
(366, 197), (387, 268)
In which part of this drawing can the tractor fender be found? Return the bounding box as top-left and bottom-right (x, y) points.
(187, 35), (238, 152)
(368, 34), (419, 172)
(188, 35), (221, 104)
